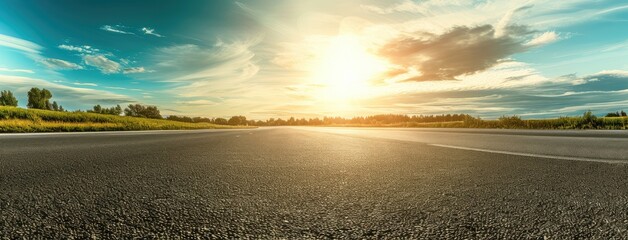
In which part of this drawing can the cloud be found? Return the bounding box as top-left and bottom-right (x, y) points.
(0, 68), (34, 74)
(58, 44), (98, 54)
(0, 33), (42, 54)
(525, 31), (560, 46)
(149, 39), (260, 97)
(351, 69), (628, 118)
(379, 25), (528, 81)
(361, 0), (463, 14)
(72, 82), (98, 87)
(123, 67), (146, 74)
(100, 25), (134, 35)
(82, 54), (121, 74)
(235, 1), (294, 35)
(176, 100), (217, 106)
(40, 58), (83, 70)
(495, 5), (534, 38)
(0, 75), (135, 107)
(593, 70), (628, 77)
(141, 27), (164, 37)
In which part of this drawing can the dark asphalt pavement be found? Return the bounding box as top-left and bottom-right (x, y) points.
(1, 127), (628, 238)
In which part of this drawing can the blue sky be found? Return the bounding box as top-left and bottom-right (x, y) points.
(0, 0), (627, 119)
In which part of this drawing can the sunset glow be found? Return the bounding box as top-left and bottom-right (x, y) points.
(0, 1), (626, 119)
(311, 35), (388, 102)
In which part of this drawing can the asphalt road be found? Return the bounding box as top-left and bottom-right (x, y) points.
(1, 127), (628, 238)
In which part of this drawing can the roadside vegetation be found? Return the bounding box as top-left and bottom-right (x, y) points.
(0, 106), (243, 132)
(1, 87), (627, 132)
(0, 88), (246, 132)
(169, 111), (628, 130)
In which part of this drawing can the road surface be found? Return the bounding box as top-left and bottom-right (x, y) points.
(1, 127), (628, 238)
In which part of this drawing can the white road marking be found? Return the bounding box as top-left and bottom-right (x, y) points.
(429, 144), (627, 164)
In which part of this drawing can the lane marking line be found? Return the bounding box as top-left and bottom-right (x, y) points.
(428, 144), (627, 164)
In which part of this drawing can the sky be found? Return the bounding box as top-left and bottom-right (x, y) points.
(0, 0), (627, 119)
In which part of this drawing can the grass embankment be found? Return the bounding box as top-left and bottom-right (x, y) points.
(0, 106), (243, 133)
(321, 115), (628, 130)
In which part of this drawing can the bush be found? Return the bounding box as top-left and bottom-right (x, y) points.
(498, 115), (525, 128)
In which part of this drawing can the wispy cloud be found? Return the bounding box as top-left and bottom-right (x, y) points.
(495, 5), (534, 38)
(100, 25), (134, 35)
(40, 58), (83, 70)
(525, 31), (560, 46)
(361, 0), (467, 15)
(58, 44), (98, 54)
(72, 82), (98, 87)
(149, 40), (260, 98)
(105, 86), (128, 90)
(0, 75), (135, 107)
(141, 27), (164, 37)
(123, 67), (146, 74)
(0, 67), (34, 74)
(0, 33), (42, 54)
(235, 1), (294, 35)
(176, 99), (217, 106)
(82, 54), (121, 74)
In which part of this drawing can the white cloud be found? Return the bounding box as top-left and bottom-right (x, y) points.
(361, 0), (461, 14)
(82, 54), (121, 74)
(40, 58), (83, 70)
(58, 44), (98, 54)
(0, 75), (135, 107)
(149, 39), (260, 98)
(72, 82), (98, 87)
(0, 68), (34, 74)
(525, 31), (560, 46)
(0, 33), (42, 54)
(105, 86), (127, 90)
(100, 25), (134, 35)
(176, 100), (216, 106)
(123, 67), (146, 74)
(495, 5), (534, 38)
(235, 1), (294, 35)
(592, 70), (628, 78)
(141, 27), (164, 37)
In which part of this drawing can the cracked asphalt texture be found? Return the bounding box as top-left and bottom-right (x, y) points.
(1, 127), (627, 239)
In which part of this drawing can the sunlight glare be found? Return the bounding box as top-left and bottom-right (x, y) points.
(311, 35), (388, 102)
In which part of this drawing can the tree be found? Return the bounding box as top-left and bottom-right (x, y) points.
(51, 101), (59, 111)
(113, 105), (122, 115)
(124, 104), (162, 119)
(0, 90), (18, 106)
(228, 116), (247, 125)
(27, 88), (52, 109)
(214, 118), (228, 125)
(622, 110), (627, 117)
(93, 104), (102, 113)
(606, 112), (620, 117)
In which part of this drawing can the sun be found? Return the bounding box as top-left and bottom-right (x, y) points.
(310, 35), (388, 102)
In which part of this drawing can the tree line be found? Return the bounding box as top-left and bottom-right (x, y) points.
(0, 88), (65, 111)
(3, 88), (627, 127)
(0, 88), (162, 119)
(165, 114), (476, 126)
(605, 111), (627, 117)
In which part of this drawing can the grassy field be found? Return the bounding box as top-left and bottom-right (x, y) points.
(0, 106), (245, 133)
(316, 114), (628, 130)
(2, 106), (627, 132)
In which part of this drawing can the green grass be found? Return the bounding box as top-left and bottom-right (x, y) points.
(0, 106), (248, 133)
(2, 106), (626, 132)
(313, 115), (628, 130)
